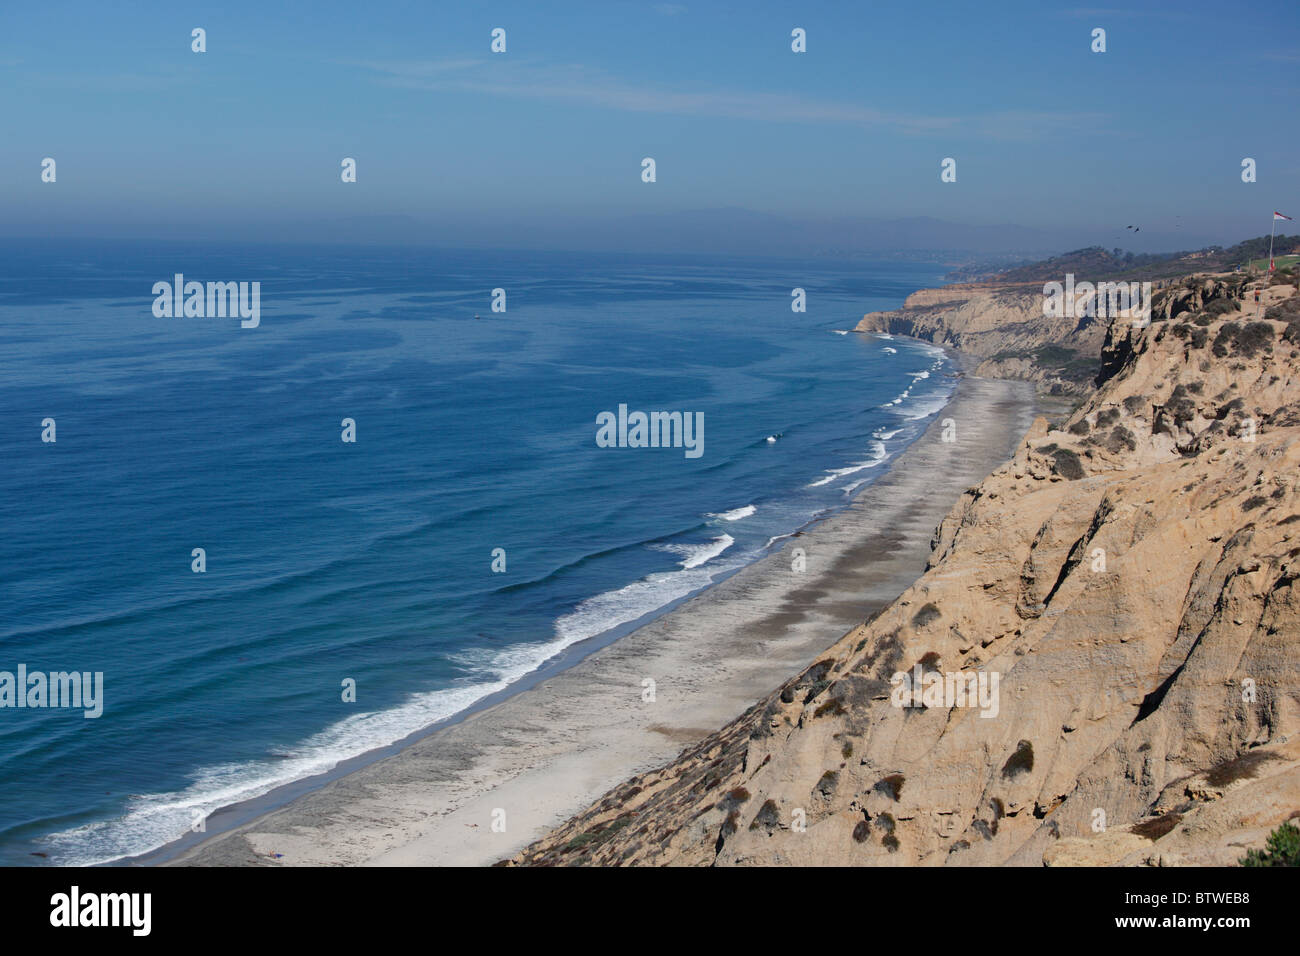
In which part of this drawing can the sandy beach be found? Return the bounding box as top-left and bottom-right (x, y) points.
(162, 365), (1039, 867)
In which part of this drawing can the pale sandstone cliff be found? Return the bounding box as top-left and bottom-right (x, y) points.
(512, 275), (1300, 867)
(856, 276), (1249, 399)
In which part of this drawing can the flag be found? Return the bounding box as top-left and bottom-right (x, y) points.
(1275, 212), (1293, 221)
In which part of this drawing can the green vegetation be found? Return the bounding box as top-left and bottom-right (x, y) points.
(1245, 253), (1300, 271)
(988, 236), (1300, 283)
(1240, 818), (1300, 867)
(1213, 320), (1275, 359)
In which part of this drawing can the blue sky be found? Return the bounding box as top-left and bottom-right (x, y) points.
(2, 0), (1297, 253)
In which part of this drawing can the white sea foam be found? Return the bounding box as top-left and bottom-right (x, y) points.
(553, 553), (745, 649)
(806, 441), (888, 487)
(882, 346), (897, 354)
(882, 386), (913, 407)
(903, 392), (952, 420)
(42, 674), (525, 867)
(44, 530), (749, 866)
(653, 534), (736, 569)
(708, 505), (756, 521)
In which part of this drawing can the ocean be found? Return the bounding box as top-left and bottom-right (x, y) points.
(0, 240), (953, 865)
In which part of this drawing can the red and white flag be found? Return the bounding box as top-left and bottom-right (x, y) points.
(1275, 211), (1293, 221)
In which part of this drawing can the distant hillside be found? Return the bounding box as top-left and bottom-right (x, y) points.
(982, 235), (1300, 283)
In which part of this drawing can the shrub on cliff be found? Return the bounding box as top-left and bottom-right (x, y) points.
(813, 696), (845, 718)
(912, 603), (942, 628)
(1172, 323), (1208, 349)
(1130, 812), (1182, 841)
(1106, 426), (1138, 453)
(1212, 322), (1241, 357)
(1051, 449), (1085, 480)
(1264, 293), (1300, 318)
(1001, 739), (1035, 778)
(1240, 818), (1300, 867)
(1122, 394), (1147, 415)
(1166, 385), (1198, 424)
(874, 774), (906, 800)
(1234, 321), (1275, 359)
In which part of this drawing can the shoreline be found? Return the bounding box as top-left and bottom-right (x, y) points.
(157, 347), (1040, 867)
(121, 339), (959, 868)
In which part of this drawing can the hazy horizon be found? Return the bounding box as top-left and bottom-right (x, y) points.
(3, 0), (1297, 256)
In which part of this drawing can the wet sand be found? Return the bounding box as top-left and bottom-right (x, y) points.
(166, 369), (1039, 867)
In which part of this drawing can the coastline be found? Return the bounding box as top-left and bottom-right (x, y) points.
(159, 350), (1040, 867)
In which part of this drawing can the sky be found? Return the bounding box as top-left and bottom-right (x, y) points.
(1, 0), (1298, 255)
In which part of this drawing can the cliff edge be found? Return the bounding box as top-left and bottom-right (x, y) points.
(511, 274), (1300, 867)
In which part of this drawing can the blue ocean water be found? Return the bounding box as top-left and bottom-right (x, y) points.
(0, 240), (953, 865)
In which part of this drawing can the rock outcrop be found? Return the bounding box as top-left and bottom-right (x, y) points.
(512, 276), (1300, 867)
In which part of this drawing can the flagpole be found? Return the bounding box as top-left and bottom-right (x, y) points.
(1269, 213), (1277, 272)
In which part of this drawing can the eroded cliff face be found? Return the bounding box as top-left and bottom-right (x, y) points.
(857, 281), (1118, 397)
(513, 276), (1300, 867)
